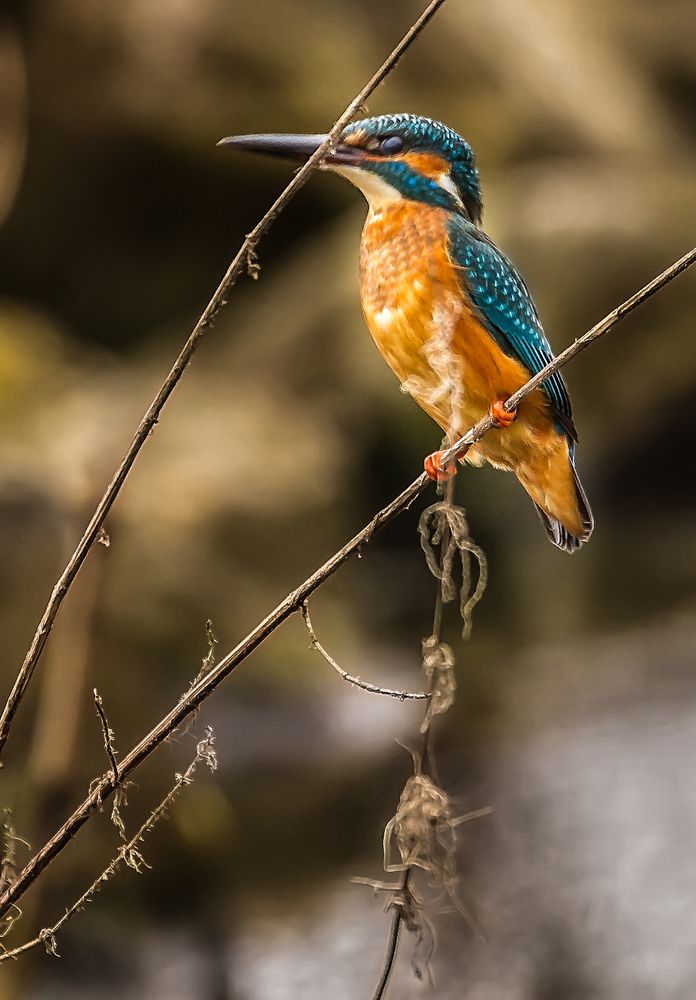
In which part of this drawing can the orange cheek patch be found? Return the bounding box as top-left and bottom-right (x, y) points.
(357, 150), (451, 180)
(400, 151), (450, 179)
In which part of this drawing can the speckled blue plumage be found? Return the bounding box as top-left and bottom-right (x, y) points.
(447, 214), (576, 443)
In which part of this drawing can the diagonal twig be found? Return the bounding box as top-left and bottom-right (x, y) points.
(0, 0), (450, 763)
(0, 241), (692, 924)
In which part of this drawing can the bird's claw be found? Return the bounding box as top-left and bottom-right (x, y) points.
(490, 399), (516, 428)
(424, 449), (457, 482)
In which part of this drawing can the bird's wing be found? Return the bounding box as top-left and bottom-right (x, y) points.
(448, 214), (577, 441)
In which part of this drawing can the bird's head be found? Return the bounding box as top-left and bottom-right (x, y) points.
(218, 113), (483, 225)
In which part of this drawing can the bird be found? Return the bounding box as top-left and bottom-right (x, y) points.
(218, 113), (593, 552)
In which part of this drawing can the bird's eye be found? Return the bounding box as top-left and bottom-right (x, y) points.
(379, 135), (404, 155)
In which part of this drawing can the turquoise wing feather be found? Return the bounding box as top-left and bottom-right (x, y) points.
(448, 214), (576, 441)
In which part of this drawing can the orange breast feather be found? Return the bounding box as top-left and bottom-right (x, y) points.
(359, 201), (582, 534)
(360, 202), (542, 439)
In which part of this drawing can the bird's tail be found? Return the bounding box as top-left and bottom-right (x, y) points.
(533, 457), (594, 553)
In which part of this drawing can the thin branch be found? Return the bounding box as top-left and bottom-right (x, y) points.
(0, 813), (29, 898)
(0, 0), (449, 763)
(92, 688), (130, 842)
(371, 869), (411, 1000)
(0, 728), (217, 963)
(353, 872), (435, 986)
(93, 689), (119, 787)
(0, 249), (692, 922)
(300, 603), (427, 700)
(183, 619), (219, 698)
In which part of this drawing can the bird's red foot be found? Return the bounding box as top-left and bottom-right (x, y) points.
(424, 449), (457, 482)
(490, 399), (517, 428)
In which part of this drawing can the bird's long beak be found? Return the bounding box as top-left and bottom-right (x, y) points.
(216, 132), (365, 166)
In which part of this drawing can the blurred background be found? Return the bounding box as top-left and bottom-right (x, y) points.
(0, 0), (695, 997)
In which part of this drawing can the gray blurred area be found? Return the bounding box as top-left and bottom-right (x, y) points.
(0, 1), (695, 997)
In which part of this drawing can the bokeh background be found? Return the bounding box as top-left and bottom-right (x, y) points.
(0, 1), (695, 997)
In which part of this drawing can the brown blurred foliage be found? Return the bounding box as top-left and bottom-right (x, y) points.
(0, 1), (694, 997)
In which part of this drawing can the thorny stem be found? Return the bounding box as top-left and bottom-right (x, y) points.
(93, 689), (119, 787)
(0, 249), (691, 922)
(0, 0), (450, 763)
(0, 729), (217, 963)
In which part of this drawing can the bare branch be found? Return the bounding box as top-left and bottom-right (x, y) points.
(0, 248), (691, 923)
(0, 0), (449, 762)
(93, 689), (118, 788)
(0, 727), (217, 964)
(0, 813), (29, 899)
(182, 619), (219, 699)
(301, 603), (427, 701)
(92, 689), (130, 841)
(367, 870), (419, 999)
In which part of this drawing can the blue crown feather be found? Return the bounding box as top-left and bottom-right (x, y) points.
(342, 113), (483, 223)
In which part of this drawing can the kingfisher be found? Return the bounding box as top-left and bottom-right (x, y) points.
(219, 114), (593, 551)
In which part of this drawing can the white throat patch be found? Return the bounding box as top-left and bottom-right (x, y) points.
(326, 163), (462, 214)
(327, 164), (403, 210)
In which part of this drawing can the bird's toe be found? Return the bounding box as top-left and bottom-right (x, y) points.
(424, 449), (457, 482)
(490, 399), (517, 428)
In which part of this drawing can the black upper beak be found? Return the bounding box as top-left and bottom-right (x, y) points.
(216, 132), (365, 166)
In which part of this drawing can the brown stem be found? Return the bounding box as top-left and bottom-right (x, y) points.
(371, 869), (411, 1000)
